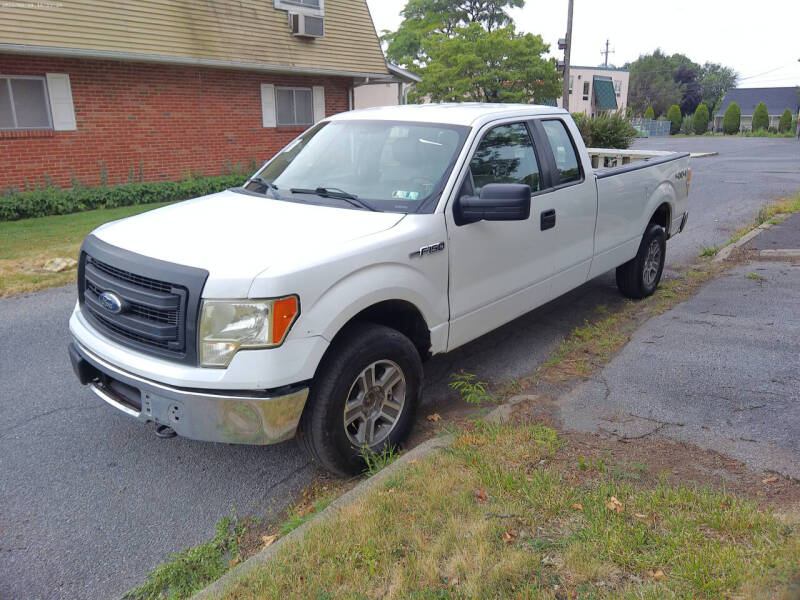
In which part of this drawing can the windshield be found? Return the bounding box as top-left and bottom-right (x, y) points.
(243, 120), (469, 213)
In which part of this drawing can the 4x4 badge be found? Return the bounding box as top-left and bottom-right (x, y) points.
(410, 242), (445, 259)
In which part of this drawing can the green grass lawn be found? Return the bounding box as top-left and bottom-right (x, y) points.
(0, 202), (173, 297)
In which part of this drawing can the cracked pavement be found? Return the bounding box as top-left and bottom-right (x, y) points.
(1, 138), (799, 599)
(559, 261), (800, 479)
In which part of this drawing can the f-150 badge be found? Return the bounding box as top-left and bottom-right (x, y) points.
(410, 242), (445, 259)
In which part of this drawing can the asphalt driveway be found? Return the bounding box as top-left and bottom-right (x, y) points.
(1, 136), (799, 600)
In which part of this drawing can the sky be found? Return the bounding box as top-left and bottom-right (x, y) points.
(365, 0), (800, 88)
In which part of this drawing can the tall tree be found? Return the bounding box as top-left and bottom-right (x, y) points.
(698, 62), (738, 116)
(627, 50), (682, 118)
(673, 65), (702, 115)
(412, 23), (561, 104)
(383, 0), (524, 69)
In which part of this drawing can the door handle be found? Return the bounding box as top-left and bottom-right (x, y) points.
(541, 209), (556, 231)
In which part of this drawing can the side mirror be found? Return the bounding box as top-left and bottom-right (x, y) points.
(456, 183), (531, 224)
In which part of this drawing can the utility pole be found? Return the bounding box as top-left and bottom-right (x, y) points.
(601, 39), (615, 67)
(560, 0), (574, 111)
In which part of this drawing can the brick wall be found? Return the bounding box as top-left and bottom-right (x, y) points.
(0, 55), (352, 190)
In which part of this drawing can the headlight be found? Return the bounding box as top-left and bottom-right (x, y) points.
(198, 296), (299, 367)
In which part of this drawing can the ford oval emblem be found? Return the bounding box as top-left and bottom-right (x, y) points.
(98, 291), (123, 314)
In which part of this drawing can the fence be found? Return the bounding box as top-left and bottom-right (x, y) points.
(630, 118), (671, 138)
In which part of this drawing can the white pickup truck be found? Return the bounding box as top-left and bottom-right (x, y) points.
(69, 104), (689, 475)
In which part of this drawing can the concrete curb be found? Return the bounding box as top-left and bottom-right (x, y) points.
(758, 249), (800, 260)
(712, 214), (787, 262)
(191, 434), (452, 599)
(191, 398), (531, 599)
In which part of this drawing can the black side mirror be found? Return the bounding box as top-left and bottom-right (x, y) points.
(456, 183), (531, 225)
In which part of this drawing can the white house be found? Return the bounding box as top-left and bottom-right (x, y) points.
(557, 65), (629, 116)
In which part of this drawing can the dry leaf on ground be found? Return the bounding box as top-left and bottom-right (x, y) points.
(261, 534), (278, 548)
(570, 503), (583, 511)
(426, 413), (441, 422)
(648, 568), (667, 581)
(762, 476), (778, 484)
(474, 489), (488, 503)
(606, 496), (624, 513)
(502, 530), (518, 544)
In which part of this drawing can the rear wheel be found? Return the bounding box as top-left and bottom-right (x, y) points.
(297, 323), (422, 476)
(616, 223), (666, 299)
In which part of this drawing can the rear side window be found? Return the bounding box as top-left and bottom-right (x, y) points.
(469, 123), (541, 195)
(541, 120), (581, 185)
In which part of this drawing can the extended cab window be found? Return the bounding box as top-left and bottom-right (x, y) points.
(469, 123), (541, 195)
(541, 120), (581, 185)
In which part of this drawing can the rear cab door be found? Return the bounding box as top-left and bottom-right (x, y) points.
(528, 116), (598, 297)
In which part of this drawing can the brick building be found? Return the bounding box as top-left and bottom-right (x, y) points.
(0, 0), (395, 190)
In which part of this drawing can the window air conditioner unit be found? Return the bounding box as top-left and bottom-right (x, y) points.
(288, 12), (324, 38)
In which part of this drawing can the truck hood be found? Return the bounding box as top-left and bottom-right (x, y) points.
(93, 190), (405, 297)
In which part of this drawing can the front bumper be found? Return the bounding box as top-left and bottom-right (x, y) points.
(69, 341), (309, 445)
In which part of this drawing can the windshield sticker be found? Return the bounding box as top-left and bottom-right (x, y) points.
(393, 190), (420, 201)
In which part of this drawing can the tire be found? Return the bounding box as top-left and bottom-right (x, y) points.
(616, 223), (666, 299)
(297, 322), (422, 476)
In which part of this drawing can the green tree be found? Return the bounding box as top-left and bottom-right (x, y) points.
(778, 108), (792, 133)
(723, 102), (741, 134)
(667, 104), (682, 135)
(693, 103), (709, 135)
(411, 24), (560, 104)
(384, 0), (524, 69)
(752, 101), (769, 131)
(644, 106), (655, 119)
(698, 62), (738, 115)
(627, 50), (683, 118)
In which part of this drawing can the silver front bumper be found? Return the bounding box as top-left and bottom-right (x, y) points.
(71, 341), (309, 445)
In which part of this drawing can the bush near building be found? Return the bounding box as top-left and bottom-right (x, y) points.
(723, 102), (741, 134)
(666, 104), (682, 135)
(644, 106), (655, 119)
(752, 101), (770, 132)
(778, 108), (792, 133)
(693, 104), (709, 135)
(571, 112), (638, 149)
(0, 174), (246, 222)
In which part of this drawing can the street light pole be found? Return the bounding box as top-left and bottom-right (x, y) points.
(560, 0), (574, 111)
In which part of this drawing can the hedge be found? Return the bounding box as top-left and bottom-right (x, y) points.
(723, 102), (741, 134)
(666, 105), (682, 135)
(778, 108), (792, 133)
(752, 102), (769, 132)
(693, 104), (709, 135)
(0, 174), (247, 222)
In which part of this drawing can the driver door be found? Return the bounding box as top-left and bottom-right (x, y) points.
(446, 121), (555, 350)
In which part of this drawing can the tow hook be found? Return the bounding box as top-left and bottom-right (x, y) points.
(155, 424), (177, 439)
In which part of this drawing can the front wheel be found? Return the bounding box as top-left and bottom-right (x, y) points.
(616, 223), (666, 299)
(297, 323), (422, 476)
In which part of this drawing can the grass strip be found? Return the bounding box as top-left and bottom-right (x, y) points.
(216, 422), (800, 599)
(0, 202), (172, 297)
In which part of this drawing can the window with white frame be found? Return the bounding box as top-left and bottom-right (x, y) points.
(276, 87), (314, 126)
(0, 76), (52, 130)
(582, 81), (590, 101)
(614, 80), (622, 97)
(274, 0), (323, 15)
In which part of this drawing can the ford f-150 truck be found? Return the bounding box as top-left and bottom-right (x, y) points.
(69, 104), (690, 475)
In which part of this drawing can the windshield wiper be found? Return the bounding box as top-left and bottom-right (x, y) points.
(290, 187), (378, 212)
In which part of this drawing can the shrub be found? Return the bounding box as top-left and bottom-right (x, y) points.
(693, 103), (710, 135)
(680, 114), (694, 135)
(666, 104), (682, 135)
(752, 102), (769, 132)
(778, 108), (792, 133)
(0, 173), (247, 222)
(723, 102), (741, 134)
(572, 112), (637, 149)
(644, 106), (655, 119)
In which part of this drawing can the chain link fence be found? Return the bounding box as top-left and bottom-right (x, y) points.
(630, 118), (670, 137)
